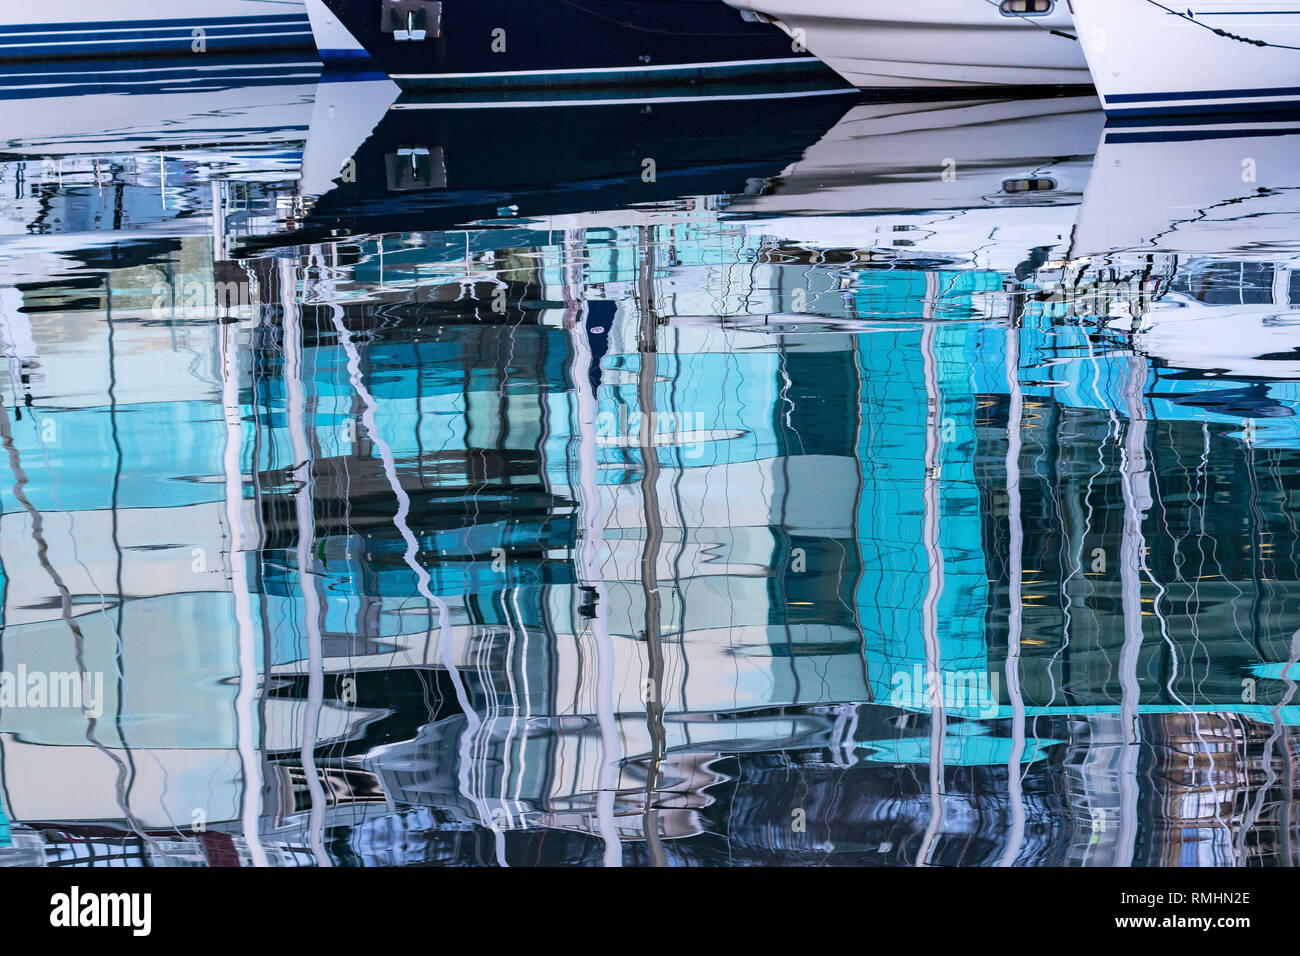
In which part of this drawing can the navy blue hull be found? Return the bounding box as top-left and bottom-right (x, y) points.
(321, 0), (838, 90)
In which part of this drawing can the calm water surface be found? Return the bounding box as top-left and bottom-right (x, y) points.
(0, 76), (1298, 866)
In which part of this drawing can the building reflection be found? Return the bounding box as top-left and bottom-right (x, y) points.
(0, 120), (1299, 867)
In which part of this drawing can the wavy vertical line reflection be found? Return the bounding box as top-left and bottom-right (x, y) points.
(223, 312), (269, 869)
(1000, 319), (1027, 868)
(0, 404), (148, 841)
(567, 293), (623, 868)
(916, 321), (946, 867)
(326, 300), (499, 847)
(282, 260), (331, 868)
(8, 121), (1300, 863)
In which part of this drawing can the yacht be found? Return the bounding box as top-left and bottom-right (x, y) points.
(319, 0), (840, 91)
(723, 0), (1090, 88)
(1069, 0), (1300, 116)
(0, 1), (315, 61)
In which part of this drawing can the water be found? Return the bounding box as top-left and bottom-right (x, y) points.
(1, 78), (1298, 868)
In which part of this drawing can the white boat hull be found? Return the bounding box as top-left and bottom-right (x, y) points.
(726, 0), (1090, 87)
(1070, 0), (1300, 115)
(0, 1), (368, 66)
(0, 1), (314, 61)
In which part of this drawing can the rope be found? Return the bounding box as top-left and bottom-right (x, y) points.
(1141, 0), (1300, 51)
(978, 0), (1080, 41)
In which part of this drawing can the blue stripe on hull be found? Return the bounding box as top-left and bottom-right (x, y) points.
(1106, 98), (1300, 119)
(0, 19), (309, 39)
(1105, 126), (1300, 144)
(0, 15), (315, 62)
(0, 14), (308, 34)
(1104, 85), (1300, 120)
(1107, 84), (1300, 104)
(318, 48), (372, 61)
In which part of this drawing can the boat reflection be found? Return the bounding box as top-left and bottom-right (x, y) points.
(1072, 119), (1300, 258)
(260, 87), (859, 248)
(727, 93), (1103, 271)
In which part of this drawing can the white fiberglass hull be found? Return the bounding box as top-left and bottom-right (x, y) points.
(0, 1), (314, 61)
(0, 1), (365, 66)
(726, 0), (1090, 87)
(1070, 0), (1300, 115)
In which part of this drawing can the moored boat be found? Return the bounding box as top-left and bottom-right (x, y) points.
(1069, 0), (1300, 117)
(319, 0), (841, 91)
(723, 0), (1090, 89)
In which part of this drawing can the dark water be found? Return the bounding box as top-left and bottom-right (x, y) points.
(0, 77), (1298, 867)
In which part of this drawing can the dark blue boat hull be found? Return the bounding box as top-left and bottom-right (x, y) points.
(239, 88), (858, 250)
(321, 0), (838, 90)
